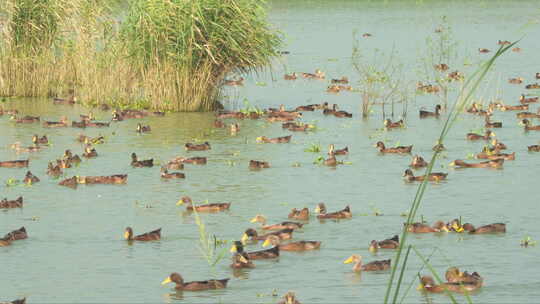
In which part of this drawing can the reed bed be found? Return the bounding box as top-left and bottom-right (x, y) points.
(0, 0), (281, 111)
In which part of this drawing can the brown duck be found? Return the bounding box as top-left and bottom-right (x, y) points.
(418, 276), (481, 293)
(369, 235), (399, 252)
(484, 116), (502, 128)
(445, 267), (483, 285)
(410, 155), (428, 168)
(520, 94), (539, 104)
(78, 175), (127, 185)
(331, 76), (349, 84)
(328, 144), (348, 156)
(375, 141), (412, 153)
(171, 156), (207, 165)
(136, 123), (151, 133)
(131, 153), (153, 167)
(32, 134), (49, 145)
(419, 105), (441, 118)
(467, 130), (495, 140)
(256, 135), (292, 143)
(43, 116), (69, 128)
(384, 119), (404, 129)
(450, 159), (504, 168)
(405, 221), (449, 233)
(124, 227), (161, 241)
(344, 255), (391, 272)
(521, 119), (540, 131)
(230, 240), (279, 260)
(284, 72), (297, 80)
(22, 171), (39, 184)
(230, 251), (254, 269)
(403, 169), (447, 182)
(528, 145), (540, 152)
(500, 104), (528, 111)
(83, 146), (98, 158)
(315, 203), (352, 219)
(475, 151), (515, 161)
(278, 292), (301, 304)
(161, 167), (185, 179)
(250, 215), (303, 230)
(263, 235), (321, 251)
(249, 160), (270, 169)
(4, 227), (28, 241)
(525, 83), (540, 89)
(0, 159), (29, 168)
(177, 196), (230, 212)
(14, 115), (40, 123)
(288, 208), (309, 220)
(241, 228), (294, 243)
(463, 223), (506, 234)
(161, 272), (229, 291)
(185, 142), (211, 151)
(0, 196), (23, 209)
(58, 176), (78, 188)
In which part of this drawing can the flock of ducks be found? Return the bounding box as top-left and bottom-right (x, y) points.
(1, 40), (539, 304)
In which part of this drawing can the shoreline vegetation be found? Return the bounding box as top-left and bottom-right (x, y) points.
(0, 0), (281, 112)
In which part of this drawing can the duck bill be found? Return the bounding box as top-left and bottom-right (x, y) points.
(161, 277), (172, 285)
(343, 256), (354, 264)
(238, 255), (248, 264)
(249, 217), (258, 223)
(123, 231), (130, 240)
(314, 206), (321, 214)
(176, 199), (184, 206)
(440, 226), (449, 232)
(230, 245), (237, 253)
(256, 136), (263, 142)
(241, 234), (249, 244)
(262, 238), (271, 247)
(417, 284), (425, 291)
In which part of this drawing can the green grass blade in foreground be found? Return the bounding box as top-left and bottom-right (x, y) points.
(412, 246), (460, 304)
(383, 41), (516, 304)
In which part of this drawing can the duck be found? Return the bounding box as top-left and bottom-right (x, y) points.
(432, 143), (446, 152)
(536, 72), (540, 79)
(10, 142), (41, 153)
(369, 235), (399, 252)
(0, 108), (18, 116)
(403, 169), (447, 182)
(249, 160), (270, 169)
(241, 228), (294, 243)
(22, 171), (39, 184)
(84, 121), (110, 128)
(4, 227), (28, 241)
(63, 150), (81, 165)
(508, 77), (523, 84)
(160, 167), (185, 179)
(82, 146), (98, 158)
(463, 223), (506, 234)
(131, 153), (153, 167)
(331, 76), (349, 84)
(333, 107), (353, 118)
(230, 240), (279, 260)
(58, 176), (78, 188)
(344, 255), (391, 272)
(0, 196), (23, 209)
(516, 111), (540, 118)
(322, 154), (338, 166)
(475, 151), (515, 161)
(484, 116), (502, 128)
(6, 298), (26, 304)
(525, 83), (540, 89)
(230, 251), (254, 269)
(250, 215), (303, 230)
(434, 63), (449, 71)
(409, 155), (428, 168)
(521, 119), (540, 131)
(418, 276), (481, 293)
(224, 77), (244, 86)
(419, 105), (441, 118)
(32, 134), (48, 145)
(43, 116), (69, 128)
(520, 94), (539, 104)
(0, 159), (29, 168)
(323, 104), (338, 115)
(447, 70), (463, 81)
(53, 95), (76, 105)
(500, 103), (529, 111)
(256, 135), (292, 143)
(450, 159), (504, 168)
(445, 267), (483, 285)
(263, 235), (321, 251)
(161, 272), (229, 291)
(315, 203), (352, 219)
(136, 123), (151, 133)
(56, 159), (72, 169)
(466, 130), (495, 140)
(301, 69), (325, 79)
(79, 175), (127, 184)
(175, 156), (207, 165)
(278, 292), (301, 304)
(528, 145), (540, 152)
(288, 208), (309, 220)
(185, 142), (211, 151)
(14, 115), (40, 123)
(326, 85), (341, 93)
(77, 134), (105, 144)
(124, 227), (161, 241)
(490, 139), (507, 150)
(405, 221), (449, 233)
(295, 105), (315, 112)
(284, 72), (297, 80)
(375, 141), (412, 153)
(176, 196), (230, 212)
(384, 119), (404, 129)
(478, 48), (490, 53)
(328, 144), (348, 156)
(213, 120), (225, 128)
(230, 123), (240, 134)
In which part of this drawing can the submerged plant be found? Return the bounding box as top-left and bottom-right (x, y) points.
(192, 208), (229, 270)
(521, 236), (536, 247)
